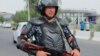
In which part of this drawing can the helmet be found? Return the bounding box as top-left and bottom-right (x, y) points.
(40, 0), (58, 7)
(36, 0), (59, 16)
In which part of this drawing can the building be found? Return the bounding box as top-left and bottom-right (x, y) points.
(0, 12), (14, 23)
(59, 9), (97, 25)
(0, 12), (13, 20)
(96, 15), (100, 24)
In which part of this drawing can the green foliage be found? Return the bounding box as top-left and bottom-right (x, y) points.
(90, 23), (96, 31)
(12, 10), (28, 23)
(26, 0), (40, 17)
(96, 24), (100, 31)
(90, 23), (100, 31)
(0, 16), (5, 23)
(66, 16), (71, 23)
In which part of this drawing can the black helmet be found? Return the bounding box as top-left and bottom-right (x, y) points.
(36, 0), (59, 16)
(40, 0), (58, 7)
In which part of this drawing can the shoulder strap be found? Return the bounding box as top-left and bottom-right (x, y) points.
(55, 19), (71, 51)
(55, 19), (66, 38)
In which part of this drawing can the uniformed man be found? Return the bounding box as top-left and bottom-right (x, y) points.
(19, 0), (80, 56)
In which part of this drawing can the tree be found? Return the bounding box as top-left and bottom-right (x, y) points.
(0, 16), (5, 23)
(25, 0), (40, 18)
(12, 10), (28, 23)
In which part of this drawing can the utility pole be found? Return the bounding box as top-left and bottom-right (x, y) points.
(27, 0), (30, 21)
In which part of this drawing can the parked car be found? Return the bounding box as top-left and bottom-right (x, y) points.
(2, 22), (11, 28)
(0, 23), (2, 26)
(13, 22), (27, 43)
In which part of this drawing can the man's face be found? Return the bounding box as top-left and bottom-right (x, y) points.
(45, 7), (56, 18)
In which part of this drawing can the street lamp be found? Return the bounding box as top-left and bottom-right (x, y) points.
(27, 0), (30, 21)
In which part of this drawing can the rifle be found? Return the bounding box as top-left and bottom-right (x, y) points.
(24, 42), (72, 56)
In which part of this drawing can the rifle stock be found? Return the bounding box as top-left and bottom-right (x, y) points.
(62, 51), (72, 56)
(24, 42), (44, 50)
(26, 43), (72, 56)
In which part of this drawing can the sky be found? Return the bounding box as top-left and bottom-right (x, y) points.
(60, 0), (100, 14)
(0, 0), (26, 14)
(0, 0), (100, 14)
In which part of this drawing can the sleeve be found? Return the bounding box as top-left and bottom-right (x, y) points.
(21, 23), (32, 35)
(62, 26), (80, 51)
(17, 22), (38, 55)
(21, 22), (36, 38)
(16, 22), (33, 49)
(62, 25), (72, 38)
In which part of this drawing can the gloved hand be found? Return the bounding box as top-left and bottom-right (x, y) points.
(71, 49), (80, 56)
(36, 50), (51, 56)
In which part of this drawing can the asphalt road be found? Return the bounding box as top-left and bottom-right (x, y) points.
(0, 27), (100, 56)
(0, 27), (28, 56)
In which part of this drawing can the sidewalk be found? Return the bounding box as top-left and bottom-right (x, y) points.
(70, 29), (100, 42)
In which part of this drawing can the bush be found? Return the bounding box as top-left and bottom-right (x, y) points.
(90, 23), (100, 31)
(96, 24), (100, 31)
(66, 16), (71, 23)
(90, 23), (96, 31)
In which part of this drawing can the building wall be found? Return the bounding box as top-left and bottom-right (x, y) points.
(96, 16), (100, 24)
(59, 10), (97, 24)
(59, 12), (86, 26)
(58, 10), (97, 30)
